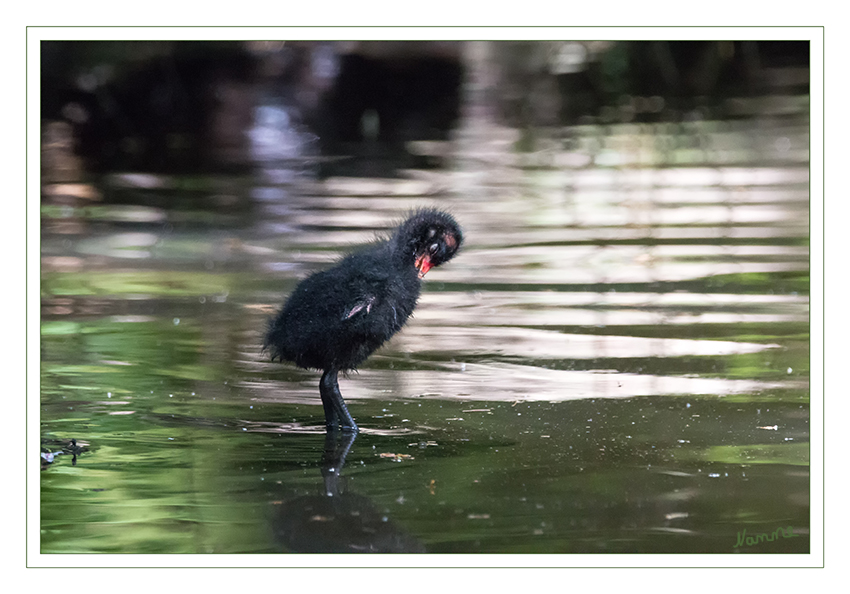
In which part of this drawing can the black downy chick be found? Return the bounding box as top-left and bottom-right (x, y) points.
(264, 209), (463, 432)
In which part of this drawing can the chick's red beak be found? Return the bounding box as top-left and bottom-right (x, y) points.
(415, 253), (433, 278)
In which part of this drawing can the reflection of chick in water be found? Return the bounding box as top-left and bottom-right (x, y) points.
(271, 432), (425, 553)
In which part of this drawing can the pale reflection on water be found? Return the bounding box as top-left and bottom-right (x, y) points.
(238, 121), (808, 415)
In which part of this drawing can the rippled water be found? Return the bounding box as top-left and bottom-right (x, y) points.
(40, 111), (809, 555)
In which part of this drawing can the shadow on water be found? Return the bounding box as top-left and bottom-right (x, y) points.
(39, 41), (810, 555)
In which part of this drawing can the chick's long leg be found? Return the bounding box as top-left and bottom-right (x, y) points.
(320, 369), (358, 433)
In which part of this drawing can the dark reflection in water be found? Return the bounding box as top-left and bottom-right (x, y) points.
(39, 40), (810, 556)
(272, 431), (425, 553)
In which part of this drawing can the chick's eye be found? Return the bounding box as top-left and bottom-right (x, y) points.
(428, 242), (439, 255)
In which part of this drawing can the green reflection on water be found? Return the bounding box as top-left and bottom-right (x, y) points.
(42, 270), (235, 297)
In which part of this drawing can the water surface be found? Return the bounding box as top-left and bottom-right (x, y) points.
(40, 108), (809, 555)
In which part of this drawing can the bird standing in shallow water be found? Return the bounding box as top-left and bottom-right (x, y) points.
(264, 209), (463, 433)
